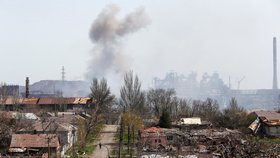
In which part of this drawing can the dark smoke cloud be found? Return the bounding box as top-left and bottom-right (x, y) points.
(86, 4), (150, 79)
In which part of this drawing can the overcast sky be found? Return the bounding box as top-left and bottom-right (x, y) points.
(1, 0), (280, 92)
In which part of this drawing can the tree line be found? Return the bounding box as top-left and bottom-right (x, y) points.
(89, 70), (254, 131)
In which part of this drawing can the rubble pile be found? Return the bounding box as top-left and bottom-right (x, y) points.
(142, 128), (280, 157)
(176, 128), (280, 157)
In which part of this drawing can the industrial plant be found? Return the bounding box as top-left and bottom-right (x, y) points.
(154, 37), (280, 110)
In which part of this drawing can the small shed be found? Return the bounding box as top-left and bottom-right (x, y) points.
(249, 111), (280, 137)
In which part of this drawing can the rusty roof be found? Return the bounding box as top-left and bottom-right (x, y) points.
(10, 134), (59, 148)
(254, 111), (280, 121)
(64, 98), (76, 104)
(143, 127), (163, 133)
(1, 97), (92, 105)
(4, 97), (18, 105)
(21, 98), (39, 105)
(37, 98), (58, 105)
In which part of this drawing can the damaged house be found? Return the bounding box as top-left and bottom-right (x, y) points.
(140, 127), (168, 151)
(9, 134), (60, 157)
(249, 111), (280, 137)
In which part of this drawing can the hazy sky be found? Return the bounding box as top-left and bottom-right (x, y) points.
(1, 0), (280, 92)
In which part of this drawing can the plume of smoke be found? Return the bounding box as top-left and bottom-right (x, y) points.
(86, 4), (150, 79)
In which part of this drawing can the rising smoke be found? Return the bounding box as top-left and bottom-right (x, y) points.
(86, 4), (150, 79)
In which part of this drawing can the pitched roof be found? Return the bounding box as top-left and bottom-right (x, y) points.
(254, 111), (280, 121)
(10, 134), (59, 148)
(254, 111), (280, 126)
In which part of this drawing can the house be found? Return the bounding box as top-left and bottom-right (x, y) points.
(18, 117), (78, 156)
(140, 127), (168, 150)
(9, 134), (60, 157)
(249, 111), (280, 137)
(162, 128), (186, 146)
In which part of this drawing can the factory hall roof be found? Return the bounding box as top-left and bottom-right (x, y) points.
(1, 97), (92, 105)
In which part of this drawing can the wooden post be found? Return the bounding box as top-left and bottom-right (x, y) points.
(119, 117), (123, 158)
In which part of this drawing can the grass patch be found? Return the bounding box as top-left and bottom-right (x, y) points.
(113, 126), (138, 157)
(111, 148), (136, 156)
(83, 124), (104, 154)
(115, 126), (138, 144)
(83, 144), (96, 155)
(65, 123), (104, 157)
(261, 137), (280, 144)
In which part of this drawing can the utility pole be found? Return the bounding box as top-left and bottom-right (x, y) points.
(72, 128), (76, 157)
(119, 117), (123, 158)
(47, 137), (50, 158)
(128, 125), (130, 154)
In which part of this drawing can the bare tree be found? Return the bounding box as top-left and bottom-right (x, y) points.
(0, 112), (13, 150)
(119, 71), (145, 115)
(190, 98), (221, 125)
(0, 83), (8, 110)
(146, 88), (176, 118)
(79, 78), (115, 147)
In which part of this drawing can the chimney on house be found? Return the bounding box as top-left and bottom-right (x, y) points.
(25, 77), (29, 98)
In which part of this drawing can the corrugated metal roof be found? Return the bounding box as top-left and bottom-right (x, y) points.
(64, 98), (76, 104)
(37, 98), (56, 105)
(1, 97), (92, 105)
(4, 97), (18, 105)
(73, 98), (81, 104)
(180, 117), (202, 125)
(79, 97), (92, 104)
(254, 111), (280, 121)
(22, 98), (39, 105)
(9, 134), (59, 148)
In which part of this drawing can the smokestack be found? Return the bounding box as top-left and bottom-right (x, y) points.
(273, 37), (278, 89)
(25, 77), (29, 98)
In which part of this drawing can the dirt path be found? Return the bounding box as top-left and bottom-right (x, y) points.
(91, 125), (118, 158)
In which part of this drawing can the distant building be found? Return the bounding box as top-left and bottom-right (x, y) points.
(154, 72), (280, 110)
(1, 97), (93, 112)
(0, 85), (19, 97)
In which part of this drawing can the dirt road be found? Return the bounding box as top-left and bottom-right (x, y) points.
(91, 125), (118, 158)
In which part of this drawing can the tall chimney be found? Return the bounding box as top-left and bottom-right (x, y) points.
(25, 77), (29, 98)
(273, 37), (278, 89)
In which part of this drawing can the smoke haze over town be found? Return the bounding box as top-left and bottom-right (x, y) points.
(1, 0), (280, 93)
(2, 1), (280, 157)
